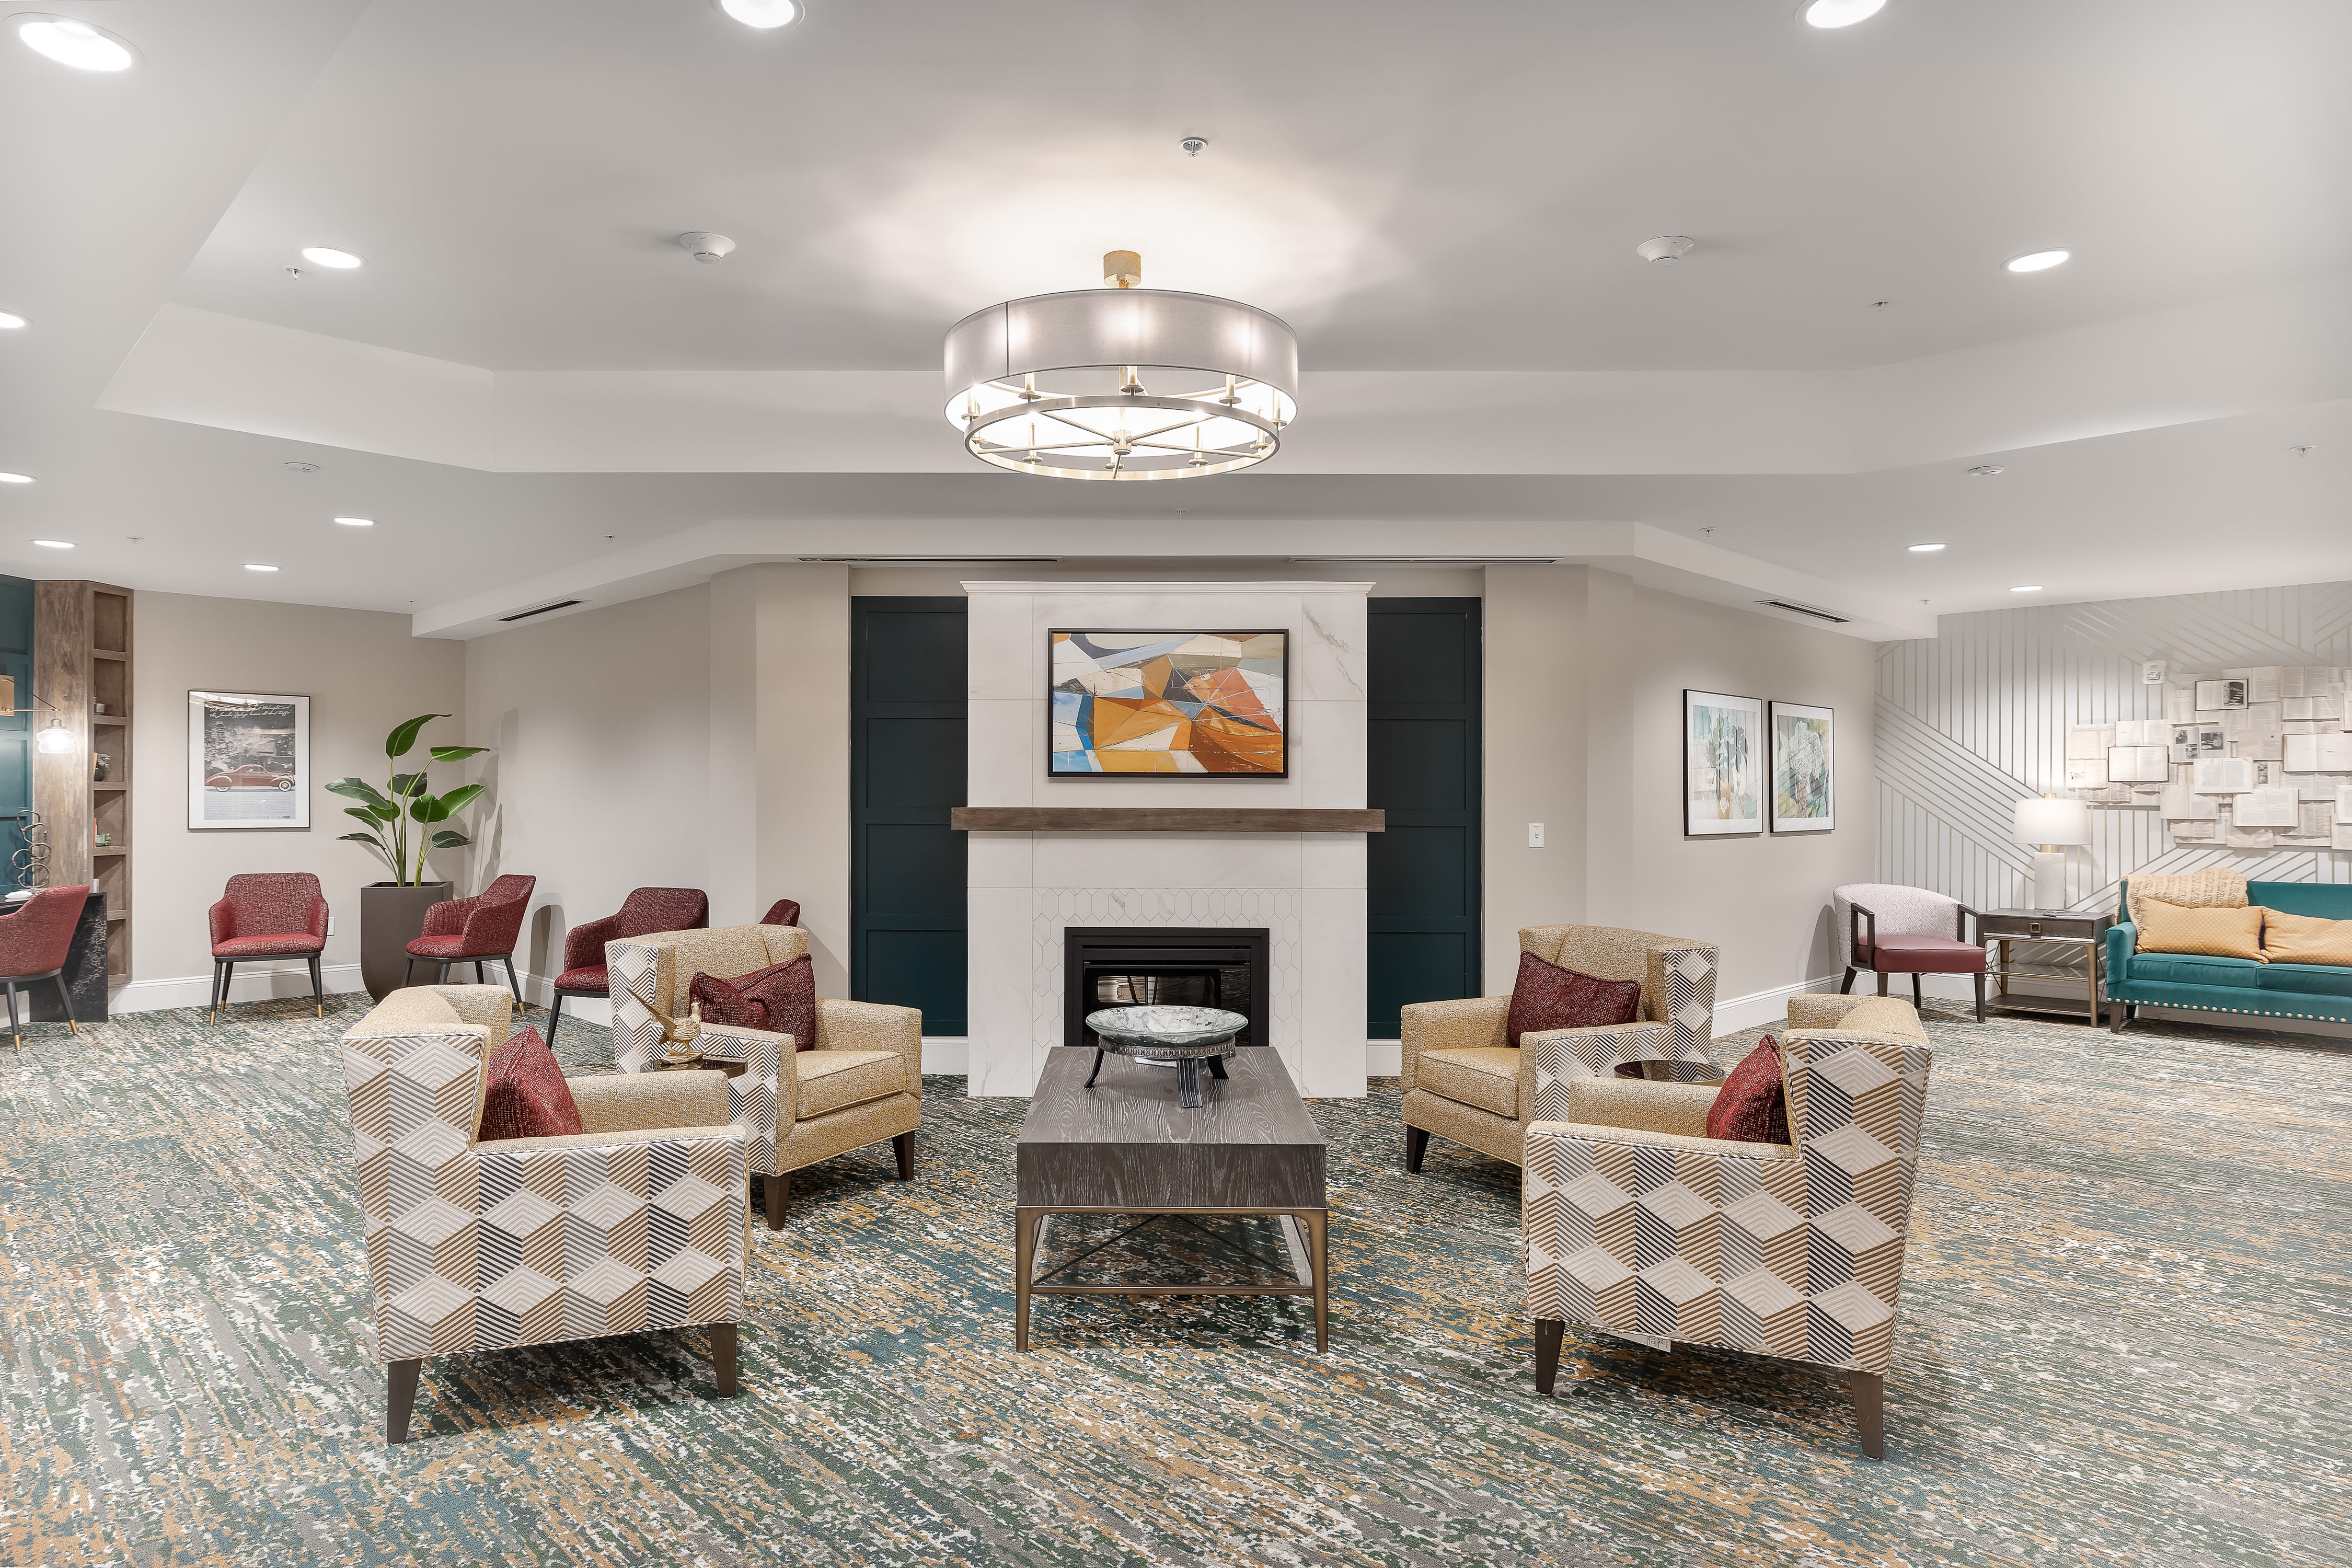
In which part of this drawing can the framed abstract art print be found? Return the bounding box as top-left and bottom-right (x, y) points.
(1048, 629), (1287, 776)
(1684, 689), (1763, 837)
(1768, 700), (1835, 833)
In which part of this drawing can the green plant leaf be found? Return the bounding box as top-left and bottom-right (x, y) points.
(326, 777), (393, 809)
(428, 745), (489, 764)
(384, 713), (447, 760)
(388, 771), (428, 798)
(429, 830), (470, 849)
(409, 782), (485, 823)
(342, 805), (395, 828)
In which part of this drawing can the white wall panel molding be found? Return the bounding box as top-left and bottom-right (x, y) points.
(1876, 583), (2351, 925)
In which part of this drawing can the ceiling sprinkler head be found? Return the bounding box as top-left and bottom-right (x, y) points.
(1637, 235), (1697, 265)
(284, 266), (305, 279)
(1967, 464), (2006, 477)
(677, 232), (736, 264)
(1181, 136), (1208, 156)
(282, 461), (319, 474)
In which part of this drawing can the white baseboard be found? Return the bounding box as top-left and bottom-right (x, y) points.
(1712, 974), (1847, 1035)
(920, 1036), (968, 1074)
(111, 961), (367, 1015)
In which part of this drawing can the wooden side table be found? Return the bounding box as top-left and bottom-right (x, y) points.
(1977, 908), (2113, 1027)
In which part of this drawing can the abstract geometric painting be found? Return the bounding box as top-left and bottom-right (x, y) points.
(1050, 630), (1287, 775)
(1770, 700), (1836, 834)
(1684, 688), (1763, 836)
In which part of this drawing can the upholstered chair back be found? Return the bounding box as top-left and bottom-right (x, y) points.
(617, 886), (709, 939)
(0, 885), (90, 976)
(1833, 883), (1963, 963)
(1517, 923), (1721, 1069)
(214, 872), (326, 942)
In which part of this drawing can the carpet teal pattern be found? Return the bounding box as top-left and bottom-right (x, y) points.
(2, 997), (2347, 1566)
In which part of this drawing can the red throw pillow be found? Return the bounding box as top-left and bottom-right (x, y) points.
(1505, 950), (1644, 1047)
(476, 1025), (584, 1143)
(1706, 1037), (1791, 1145)
(687, 956), (817, 1050)
(741, 954), (815, 1052)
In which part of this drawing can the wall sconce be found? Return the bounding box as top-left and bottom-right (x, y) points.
(1, 676), (77, 753)
(36, 722), (75, 754)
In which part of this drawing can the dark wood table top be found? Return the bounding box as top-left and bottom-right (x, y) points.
(1017, 1047), (1327, 1210)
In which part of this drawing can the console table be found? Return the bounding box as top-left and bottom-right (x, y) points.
(1977, 907), (2113, 1028)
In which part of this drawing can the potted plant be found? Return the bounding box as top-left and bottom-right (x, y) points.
(329, 714), (490, 999)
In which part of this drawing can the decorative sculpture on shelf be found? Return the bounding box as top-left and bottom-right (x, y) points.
(643, 997), (707, 1066)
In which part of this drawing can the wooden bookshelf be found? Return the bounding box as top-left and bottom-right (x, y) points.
(33, 581), (133, 982)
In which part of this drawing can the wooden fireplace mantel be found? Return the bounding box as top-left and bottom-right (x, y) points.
(950, 807), (1384, 834)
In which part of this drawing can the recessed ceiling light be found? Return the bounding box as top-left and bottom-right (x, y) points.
(1967, 464), (2005, 477)
(299, 247), (364, 269)
(15, 15), (137, 71)
(0, 471), (32, 484)
(244, 563), (280, 572)
(2005, 250), (2070, 273)
(32, 539), (71, 549)
(716, 0), (802, 28)
(1800, 0), (1886, 27)
(0, 312), (25, 330)
(1907, 543), (1946, 552)
(333, 516), (375, 527)
(2011, 585), (2044, 593)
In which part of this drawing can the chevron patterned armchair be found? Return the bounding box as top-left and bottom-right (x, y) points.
(1523, 993), (1933, 1459)
(1401, 924), (1721, 1173)
(607, 924), (923, 1229)
(337, 984), (747, 1444)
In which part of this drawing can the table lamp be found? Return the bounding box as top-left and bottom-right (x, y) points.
(2012, 793), (2091, 909)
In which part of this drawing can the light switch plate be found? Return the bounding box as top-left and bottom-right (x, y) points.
(1528, 822), (1545, 847)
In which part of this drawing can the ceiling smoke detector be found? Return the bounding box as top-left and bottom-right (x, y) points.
(677, 232), (736, 264)
(1636, 236), (1696, 266)
(1181, 136), (1208, 156)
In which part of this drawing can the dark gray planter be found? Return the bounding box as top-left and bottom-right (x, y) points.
(360, 881), (454, 1000)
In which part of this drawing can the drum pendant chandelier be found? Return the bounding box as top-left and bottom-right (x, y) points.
(942, 251), (1298, 481)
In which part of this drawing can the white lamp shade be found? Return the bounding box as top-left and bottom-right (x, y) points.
(2012, 796), (2091, 846)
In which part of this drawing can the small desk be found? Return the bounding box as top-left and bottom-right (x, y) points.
(1014, 1047), (1329, 1352)
(1978, 908), (2112, 1028)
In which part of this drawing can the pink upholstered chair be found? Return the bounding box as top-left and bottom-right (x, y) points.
(759, 897), (801, 928)
(208, 872), (330, 1023)
(1834, 882), (1986, 1021)
(0, 884), (90, 1050)
(546, 886), (709, 1046)
(405, 874), (535, 1006)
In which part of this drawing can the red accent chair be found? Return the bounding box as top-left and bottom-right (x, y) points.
(1835, 882), (1987, 1021)
(405, 874), (536, 1007)
(208, 872), (330, 1023)
(0, 884), (90, 1050)
(547, 886), (709, 1047)
(759, 897), (801, 928)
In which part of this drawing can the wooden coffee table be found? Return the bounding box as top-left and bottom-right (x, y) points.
(1014, 1046), (1330, 1352)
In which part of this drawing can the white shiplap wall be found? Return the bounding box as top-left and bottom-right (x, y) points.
(1876, 581), (2352, 916)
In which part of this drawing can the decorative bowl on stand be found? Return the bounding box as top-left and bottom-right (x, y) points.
(1082, 1005), (1248, 1109)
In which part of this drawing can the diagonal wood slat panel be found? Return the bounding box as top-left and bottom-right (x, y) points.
(1876, 582), (2350, 915)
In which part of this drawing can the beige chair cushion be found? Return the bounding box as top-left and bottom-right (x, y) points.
(1417, 1046), (1519, 1118)
(1833, 996), (1924, 1035)
(663, 927), (775, 988)
(796, 1050), (907, 1119)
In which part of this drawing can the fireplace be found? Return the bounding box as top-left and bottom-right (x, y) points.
(1064, 926), (1272, 1051)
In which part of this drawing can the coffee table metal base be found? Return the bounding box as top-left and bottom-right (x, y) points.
(1014, 1204), (1329, 1354)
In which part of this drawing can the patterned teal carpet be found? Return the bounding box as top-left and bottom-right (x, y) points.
(2, 997), (2347, 1566)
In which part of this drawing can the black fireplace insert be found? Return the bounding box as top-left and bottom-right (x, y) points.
(1063, 926), (1271, 1050)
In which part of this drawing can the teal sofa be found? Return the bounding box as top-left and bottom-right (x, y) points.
(2106, 879), (2352, 1032)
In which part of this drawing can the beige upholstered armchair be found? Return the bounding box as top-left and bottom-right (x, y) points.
(337, 985), (747, 1444)
(1401, 924), (1721, 1173)
(608, 924), (923, 1228)
(1523, 993), (1933, 1459)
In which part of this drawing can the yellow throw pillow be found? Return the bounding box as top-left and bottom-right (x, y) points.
(2262, 908), (2352, 967)
(2135, 900), (2265, 962)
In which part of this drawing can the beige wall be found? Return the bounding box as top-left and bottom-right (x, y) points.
(1480, 567), (1876, 1018)
(127, 592), (466, 991)
(463, 584), (713, 995)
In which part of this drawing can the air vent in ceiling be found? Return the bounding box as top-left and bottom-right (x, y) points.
(1289, 556), (1561, 564)
(795, 556), (1063, 564)
(1757, 598), (1850, 624)
(498, 599), (583, 622)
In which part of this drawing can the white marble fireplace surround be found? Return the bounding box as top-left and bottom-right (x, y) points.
(964, 582), (1371, 1099)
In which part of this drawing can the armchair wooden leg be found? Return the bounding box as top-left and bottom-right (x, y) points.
(1852, 1369), (1885, 1460)
(403, 958), (417, 988)
(1534, 1319), (1564, 1394)
(52, 973), (76, 1035)
(546, 992), (566, 1048)
(709, 1323), (739, 1398)
(387, 1358), (422, 1445)
(762, 1172), (788, 1229)
(498, 954), (525, 1013)
(5, 980), (18, 1051)
(1405, 1125), (1430, 1173)
(308, 953), (325, 1018)
(893, 1132), (915, 1180)
(1911, 973), (1923, 1008)
(212, 961), (235, 1024)
(1839, 966), (1856, 995)
(1973, 972), (1986, 1023)
(1876, 971), (1888, 997)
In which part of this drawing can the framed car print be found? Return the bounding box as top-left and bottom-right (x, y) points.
(188, 691), (310, 829)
